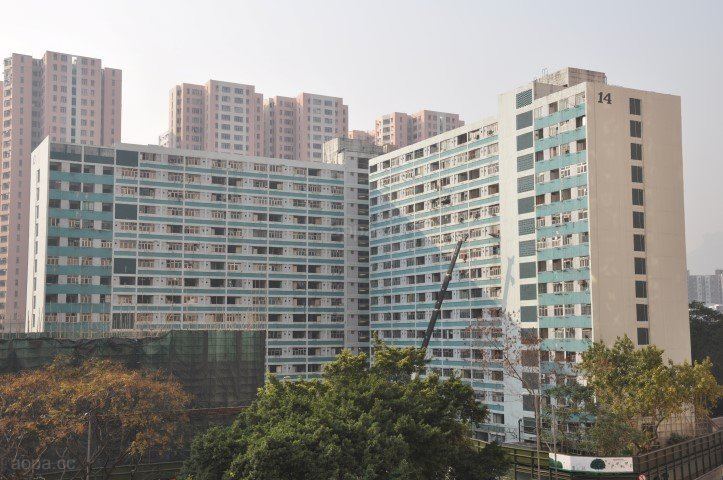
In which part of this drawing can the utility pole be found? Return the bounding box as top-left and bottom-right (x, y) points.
(552, 396), (558, 478)
(535, 339), (543, 480)
(86, 412), (92, 480)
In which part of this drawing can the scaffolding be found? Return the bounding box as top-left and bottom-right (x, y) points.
(0, 329), (266, 408)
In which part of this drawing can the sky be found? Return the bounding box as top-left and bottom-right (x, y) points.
(2, 0), (722, 274)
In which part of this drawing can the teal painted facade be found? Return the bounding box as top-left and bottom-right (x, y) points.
(28, 140), (376, 380)
(369, 121), (506, 440)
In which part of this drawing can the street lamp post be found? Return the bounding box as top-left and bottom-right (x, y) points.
(518, 417), (523, 443)
(85, 412), (93, 480)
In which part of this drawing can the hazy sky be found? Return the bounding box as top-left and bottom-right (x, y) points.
(3, 0), (722, 273)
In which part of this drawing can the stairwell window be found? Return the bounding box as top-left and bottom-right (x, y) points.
(634, 257), (647, 275)
(635, 280), (648, 298)
(631, 165), (644, 183)
(632, 188), (644, 206)
(634, 234), (646, 252)
(633, 211), (645, 229)
(637, 327), (649, 345)
(636, 304), (649, 322)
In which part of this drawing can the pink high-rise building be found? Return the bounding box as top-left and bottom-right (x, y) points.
(165, 80), (264, 156)
(166, 83), (205, 150)
(374, 112), (411, 149)
(294, 93), (348, 161)
(264, 95), (297, 160)
(264, 93), (348, 161)
(347, 129), (376, 145)
(373, 109), (463, 149)
(166, 81), (347, 161)
(409, 110), (463, 143)
(205, 80), (264, 156)
(0, 51), (121, 332)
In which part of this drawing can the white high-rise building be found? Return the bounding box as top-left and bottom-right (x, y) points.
(27, 137), (379, 379)
(369, 68), (690, 442)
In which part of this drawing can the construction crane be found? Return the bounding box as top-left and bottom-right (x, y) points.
(420, 233), (469, 351)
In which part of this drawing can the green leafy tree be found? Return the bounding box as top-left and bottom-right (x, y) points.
(182, 341), (509, 480)
(542, 381), (647, 456)
(578, 336), (719, 453)
(689, 302), (723, 415)
(541, 382), (596, 452)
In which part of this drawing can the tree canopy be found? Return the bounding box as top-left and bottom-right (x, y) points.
(573, 336), (719, 453)
(182, 342), (508, 480)
(0, 357), (191, 479)
(689, 302), (723, 415)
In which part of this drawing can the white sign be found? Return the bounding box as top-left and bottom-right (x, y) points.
(548, 453), (634, 473)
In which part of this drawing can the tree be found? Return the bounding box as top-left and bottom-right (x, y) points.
(0, 357), (191, 479)
(182, 341), (509, 480)
(578, 336), (719, 453)
(540, 382), (596, 453)
(471, 312), (554, 480)
(689, 302), (723, 416)
(543, 381), (648, 456)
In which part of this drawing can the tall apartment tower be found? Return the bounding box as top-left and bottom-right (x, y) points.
(0, 51), (121, 332)
(263, 96), (298, 160)
(166, 83), (205, 151)
(165, 82), (347, 162)
(369, 67), (689, 442)
(165, 81), (264, 156)
(347, 130), (376, 145)
(687, 270), (723, 304)
(265, 93), (349, 161)
(374, 110), (464, 149)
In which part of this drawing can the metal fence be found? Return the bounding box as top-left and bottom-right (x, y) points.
(634, 430), (723, 480)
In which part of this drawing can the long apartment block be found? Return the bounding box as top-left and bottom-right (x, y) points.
(368, 67), (690, 442)
(27, 137), (378, 378)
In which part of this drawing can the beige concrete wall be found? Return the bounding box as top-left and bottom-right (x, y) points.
(586, 83), (690, 362)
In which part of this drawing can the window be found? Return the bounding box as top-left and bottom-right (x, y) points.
(630, 98), (642, 115)
(516, 110), (533, 130)
(631, 165), (643, 183)
(636, 303), (649, 322)
(630, 120), (642, 138)
(637, 327), (649, 345)
(632, 188), (644, 206)
(633, 211), (645, 229)
(516, 132), (533, 151)
(635, 280), (648, 298)
(634, 257), (647, 275)
(520, 284), (537, 300)
(631, 143), (643, 160)
(634, 234), (646, 252)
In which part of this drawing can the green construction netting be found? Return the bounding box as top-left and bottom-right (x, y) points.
(0, 330), (266, 408)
